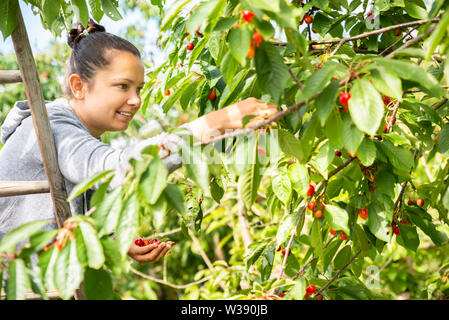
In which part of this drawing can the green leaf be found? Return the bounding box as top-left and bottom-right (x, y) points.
(18, 229), (59, 257)
(324, 204), (350, 235)
(289, 277), (306, 300)
(397, 223), (420, 251)
(303, 64), (336, 100)
(348, 78), (383, 136)
(93, 187), (122, 237)
(42, 0), (61, 26)
(272, 166), (292, 206)
(288, 162), (310, 198)
(5, 259), (29, 300)
(227, 24), (251, 65)
(278, 128), (305, 162)
(0, 0), (18, 40)
(258, 241), (275, 282)
(370, 67), (402, 100)
(100, 0), (122, 21)
(310, 219), (323, 262)
(0, 220), (51, 254)
(83, 267), (113, 300)
(89, 0), (104, 22)
(438, 124), (449, 157)
(374, 58), (444, 98)
(186, 0), (223, 35)
(310, 140), (335, 179)
(79, 221), (105, 268)
(377, 141), (413, 173)
(276, 210), (300, 246)
(54, 240), (83, 300)
(341, 113), (364, 155)
(220, 50), (239, 86)
(116, 193), (139, 258)
(71, 0), (89, 26)
(424, 9), (449, 60)
(238, 135), (262, 210)
(404, 0), (428, 19)
(138, 158), (168, 205)
(367, 204), (392, 242)
(334, 245), (351, 270)
(181, 144), (210, 197)
(248, 0), (280, 12)
(408, 208), (448, 246)
(245, 241), (268, 270)
(357, 138), (376, 167)
(43, 246), (59, 290)
(101, 237), (125, 276)
(323, 238), (342, 271)
(316, 80), (339, 126)
(164, 183), (186, 215)
(255, 42), (289, 102)
(68, 169), (114, 201)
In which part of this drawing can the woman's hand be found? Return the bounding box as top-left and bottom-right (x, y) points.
(127, 238), (174, 264)
(186, 97), (278, 143)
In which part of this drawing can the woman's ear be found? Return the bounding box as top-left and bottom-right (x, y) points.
(69, 74), (86, 100)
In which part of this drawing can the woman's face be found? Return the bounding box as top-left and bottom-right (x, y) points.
(70, 49), (145, 138)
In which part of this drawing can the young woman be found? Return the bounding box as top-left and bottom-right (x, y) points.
(0, 19), (278, 264)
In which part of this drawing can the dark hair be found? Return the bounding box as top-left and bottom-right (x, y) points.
(63, 19), (141, 97)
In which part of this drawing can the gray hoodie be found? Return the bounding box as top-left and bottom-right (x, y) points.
(0, 98), (189, 242)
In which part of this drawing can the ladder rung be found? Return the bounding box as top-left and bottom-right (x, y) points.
(1, 288), (60, 300)
(0, 181), (50, 197)
(0, 70), (22, 84)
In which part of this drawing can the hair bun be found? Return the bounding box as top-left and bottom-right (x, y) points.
(67, 19), (106, 49)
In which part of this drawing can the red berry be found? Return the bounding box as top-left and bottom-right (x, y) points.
(282, 248), (291, 256)
(143, 239), (150, 246)
(164, 89), (170, 96)
(278, 293), (286, 298)
(395, 28), (402, 36)
(187, 43), (195, 51)
(335, 150), (342, 157)
(340, 232), (348, 241)
(407, 200), (415, 206)
(195, 29), (202, 36)
(314, 209), (324, 219)
(321, 202), (326, 210)
(252, 29), (264, 47)
(149, 238), (158, 245)
(400, 221), (408, 225)
(339, 91), (351, 109)
(242, 10), (255, 23)
(209, 90), (216, 100)
(416, 199), (424, 207)
(307, 184), (315, 197)
(247, 42), (255, 58)
(383, 96), (392, 105)
(134, 238), (144, 247)
(306, 285), (317, 294)
(330, 228), (337, 236)
(367, 12), (373, 19)
(383, 124), (388, 133)
(308, 201), (317, 211)
(316, 294), (324, 300)
(277, 245), (282, 252)
(435, 136), (438, 142)
(304, 14), (313, 24)
(359, 208), (368, 219)
(392, 226), (400, 236)
(198, 198), (203, 205)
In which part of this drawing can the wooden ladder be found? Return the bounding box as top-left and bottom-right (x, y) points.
(0, 7), (84, 300)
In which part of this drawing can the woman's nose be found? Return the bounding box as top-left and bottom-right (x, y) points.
(128, 91), (141, 107)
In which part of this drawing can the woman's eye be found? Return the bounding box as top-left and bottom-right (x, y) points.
(117, 84), (128, 89)
(137, 87), (143, 94)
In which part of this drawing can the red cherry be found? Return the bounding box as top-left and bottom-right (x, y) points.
(339, 91), (351, 110)
(335, 150), (342, 157)
(395, 28), (402, 36)
(242, 10), (255, 23)
(187, 43), (195, 51)
(164, 89), (170, 96)
(247, 42), (255, 58)
(209, 90), (216, 100)
(195, 29), (202, 36)
(198, 198), (203, 205)
(277, 245), (282, 252)
(383, 96), (392, 105)
(392, 226), (400, 236)
(316, 294), (324, 300)
(314, 210), (324, 219)
(252, 29), (264, 47)
(308, 201), (317, 211)
(435, 136), (438, 142)
(359, 207), (368, 219)
(340, 232), (348, 241)
(134, 238), (144, 247)
(282, 248), (291, 256)
(149, 238), (158, 245)
(330, 228), (337, 235)
(416, 199), (424, 207)
(367, 12), (373, 19)
(383, 124), (388, 133)
(304, 14), (313, 24)
(143, 239), (150, 246)
(407, 200), (415, 206)
(400, 221), (408, 225)
(307, 184), (315, 196)
(306, 285), (316, 294)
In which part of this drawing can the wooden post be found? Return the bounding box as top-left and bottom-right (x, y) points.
(10, 10), (71, 230)
(0, 181), (50, 197)
(0, 70), (22, 84)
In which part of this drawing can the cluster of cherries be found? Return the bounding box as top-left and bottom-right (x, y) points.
(237, 10), (264, 59)
(134, 237), (162, 247)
